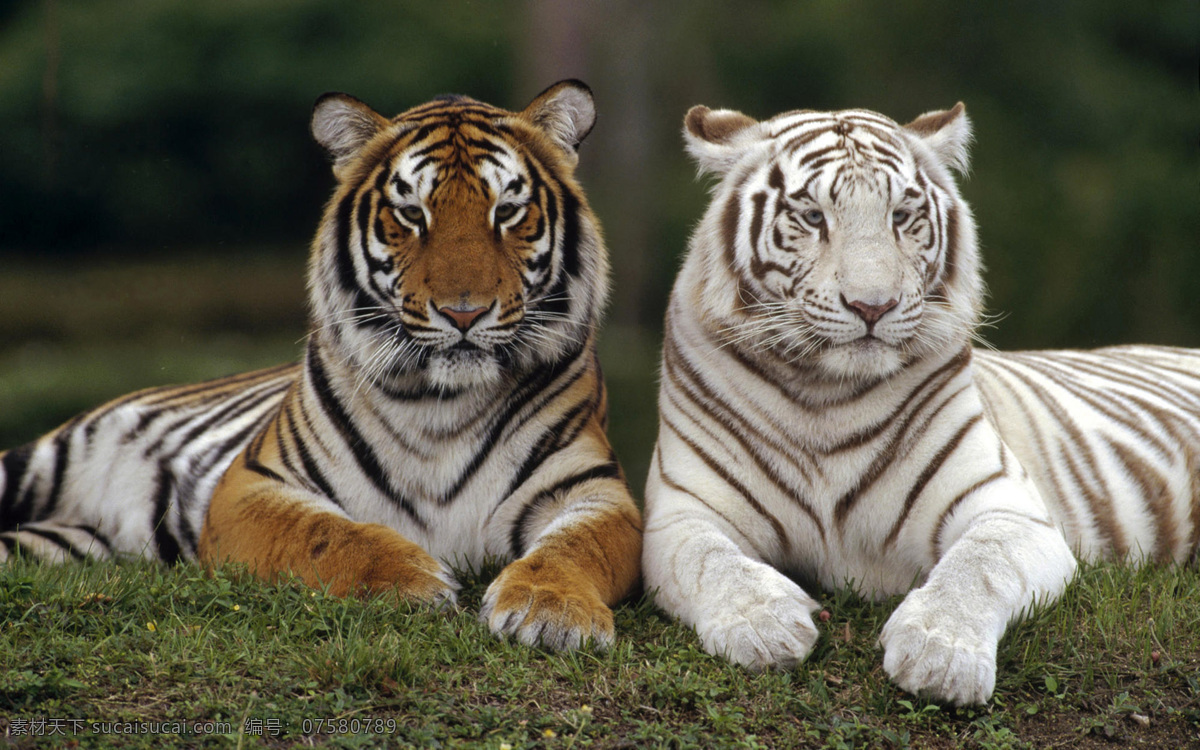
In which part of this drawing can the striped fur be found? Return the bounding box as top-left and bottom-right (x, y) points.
(643, 102), (1199, 704)
(0, 81), (642, 651)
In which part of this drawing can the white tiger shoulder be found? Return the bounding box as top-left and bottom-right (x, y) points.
(642, 101), (1199, 705)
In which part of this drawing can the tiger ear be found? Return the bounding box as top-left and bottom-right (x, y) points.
(683, 105), (762, 176)
(521, 79), (597, 157)
(311, 93), (389, 173)
(903, 102), (972, 174)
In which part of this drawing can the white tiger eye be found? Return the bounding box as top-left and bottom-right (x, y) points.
(398, 205), (424, 224)
(802, 209), (825, 227)
(892, 209), (910, 225)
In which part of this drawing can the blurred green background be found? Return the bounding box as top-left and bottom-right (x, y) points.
(1, 0), (1197, 495)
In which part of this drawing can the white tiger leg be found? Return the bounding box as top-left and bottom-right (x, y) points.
(878, 479), (1077, 705)
(643, 463), (820, 671)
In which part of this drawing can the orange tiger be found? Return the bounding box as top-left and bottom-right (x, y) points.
(0, 81), (642, 651)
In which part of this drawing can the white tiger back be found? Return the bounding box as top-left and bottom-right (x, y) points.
(976, 346), (1200, 563)
(643, 101), (1199, 706)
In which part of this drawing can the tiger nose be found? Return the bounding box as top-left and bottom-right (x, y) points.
(438, 305), (488, 332)
(841, 295), (898, 325)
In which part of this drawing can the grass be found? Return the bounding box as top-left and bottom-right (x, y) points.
(1, 557), (1197, 749)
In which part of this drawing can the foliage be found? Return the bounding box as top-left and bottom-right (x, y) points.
(0, 0), (1195, 347)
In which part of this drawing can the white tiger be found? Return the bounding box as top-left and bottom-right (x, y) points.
(642, 101), (1200, 705)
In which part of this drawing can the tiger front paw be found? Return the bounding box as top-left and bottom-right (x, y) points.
(313, 525), (460, 607)
(368, 556), (460, 608)
(697, 590), (820, 671)
(879, 590), (997, 705)
(480, 557), (614, 651)
(688, 561), (820, 671)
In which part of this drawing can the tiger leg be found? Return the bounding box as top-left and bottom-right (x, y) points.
(879, 477), (1077, 705)
(197, 438), (457, 604)
(641, 452), (821, 670)
(480, 447), (642, 650)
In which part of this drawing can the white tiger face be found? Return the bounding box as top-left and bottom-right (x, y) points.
(684, 103), (981, 381)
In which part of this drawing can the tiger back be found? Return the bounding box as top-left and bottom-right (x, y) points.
(0, 81), (642, 652)
(642, 101), (1199, 704)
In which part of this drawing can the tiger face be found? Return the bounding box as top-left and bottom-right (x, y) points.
(309, 82), (606, 392)
(683, 104), (982, 382)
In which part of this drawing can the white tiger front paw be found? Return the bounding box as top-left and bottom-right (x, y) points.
(694, 565), (820, 671)
(879, 591), (997, 705)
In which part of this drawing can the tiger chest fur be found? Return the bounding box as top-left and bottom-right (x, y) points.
(644, 101), (1200, 705)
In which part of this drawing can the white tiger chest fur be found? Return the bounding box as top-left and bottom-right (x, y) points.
(658, 283), (1007, 596)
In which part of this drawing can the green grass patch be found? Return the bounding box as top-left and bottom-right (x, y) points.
(1, 558), (1196, 749)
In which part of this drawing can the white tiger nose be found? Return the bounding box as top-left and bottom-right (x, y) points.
(840, 294), (898, 325)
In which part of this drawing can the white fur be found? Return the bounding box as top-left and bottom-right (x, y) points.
(645, 102), (1199, 705)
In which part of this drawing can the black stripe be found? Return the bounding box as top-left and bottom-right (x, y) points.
(502, 398), (597, 502)
(464, 135), (506, 154)
(17, 526), (88, 561)
(374, 378), (465, 402)
(358, 192), (397, 304)
(243, 422), (289, 485)
(306, 344), (426, 529)
(333, 190), (381, 323)
(0, 443), (35, 529)
(151, 466), (183, 564)
(142, 376), (290, 460)
(289, 406), (339, 503)
(509, 461), (622, 557)
(39, 429), (73, 519)
(195, 403), (282, 482)
(558, 186), (581, 277)
(437, 345), (588, 504)
(74, 523), (114, 555)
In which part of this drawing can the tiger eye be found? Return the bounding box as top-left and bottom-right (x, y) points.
(398, 205), (424, 224)
(494, 203), (519, 222)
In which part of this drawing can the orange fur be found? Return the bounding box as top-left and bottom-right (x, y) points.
(198, 410), (452, 601)
(486, 488), (642, 642)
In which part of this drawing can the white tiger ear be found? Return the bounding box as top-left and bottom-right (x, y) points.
(311, 93), (389, 172)
(683, 105), (762, 176)
(903, 102), (972, 174)
(522, 79), (596, 156)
